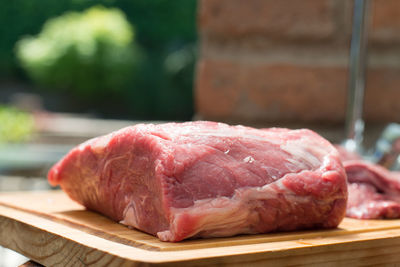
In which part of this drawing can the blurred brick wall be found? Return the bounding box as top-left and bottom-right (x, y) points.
(195, 0), (400, 125)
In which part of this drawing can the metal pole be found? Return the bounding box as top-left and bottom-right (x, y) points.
(344, 0), (370, 153)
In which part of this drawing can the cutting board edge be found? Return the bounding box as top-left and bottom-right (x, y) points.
(4, 203), (400, 266)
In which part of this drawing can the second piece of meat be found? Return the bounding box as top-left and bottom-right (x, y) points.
(344, 160), (400, 219)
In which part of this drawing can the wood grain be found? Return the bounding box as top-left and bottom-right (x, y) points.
(2, 191), (400, 266)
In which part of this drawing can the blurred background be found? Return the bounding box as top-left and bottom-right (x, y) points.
(1, 0), (400, 265)
(0, 0), (197, 177)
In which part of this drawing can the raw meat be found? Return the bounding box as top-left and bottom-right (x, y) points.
(344, 160), (400, 219)
(48, 121), (347, 242)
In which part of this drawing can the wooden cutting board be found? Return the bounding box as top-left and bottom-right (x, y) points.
(1, 191), (400, 266)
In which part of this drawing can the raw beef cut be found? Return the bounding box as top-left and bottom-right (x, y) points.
(344, 160), (400, 219)
(48, 121), (347, 242)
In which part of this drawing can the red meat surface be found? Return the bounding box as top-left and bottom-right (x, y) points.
(344, 160), (400, 219)
(48, 121), (347, 241)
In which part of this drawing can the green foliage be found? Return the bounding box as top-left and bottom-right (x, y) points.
(16, 6), (141, 98)
(2, 0), (197, 120)
(0, 105), (34, 143)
